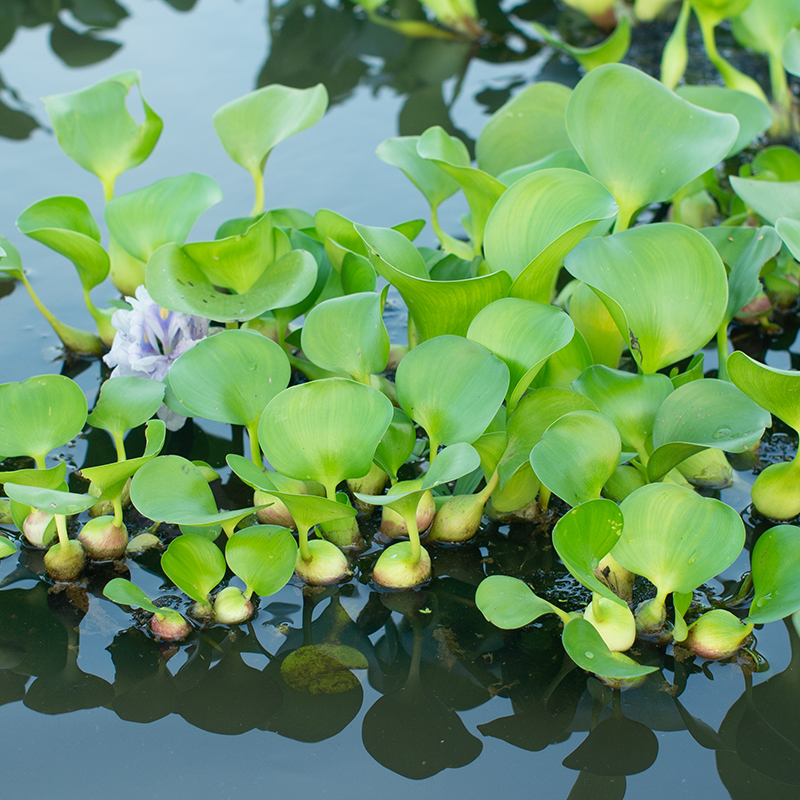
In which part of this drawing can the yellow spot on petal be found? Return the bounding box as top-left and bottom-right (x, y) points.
(160, 307), (170, 320)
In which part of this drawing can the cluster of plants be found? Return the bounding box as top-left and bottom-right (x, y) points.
(1, 13), (800, 689)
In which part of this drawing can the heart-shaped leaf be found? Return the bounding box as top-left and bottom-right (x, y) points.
(476, 575), (567, 629)
(566, 64), (738, 228)
(0, 375), (87, 464)
(530, 410), (621, 506)
(161, 534), (226, 607)
(258, 378), (393, 499)
(565, 223), (728, 373)
(226, 524), (298, 597)
(301, 292), (390, 382)
(728, 351), (800, 431)
(562, 618), (657, 679)
(88, 377), (166, 442)
(729, 175), (800, 223)
(747, 524), (800, 624)
(395, 335), (509, 455)
(103, 578), (159, 615)
(4, 484), (96, 516)
(552, 499), (626, 604)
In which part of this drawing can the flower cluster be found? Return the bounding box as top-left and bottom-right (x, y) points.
(104, 286), (210, 429)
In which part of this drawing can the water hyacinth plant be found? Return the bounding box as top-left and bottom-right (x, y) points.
(2, 36), (800, 714)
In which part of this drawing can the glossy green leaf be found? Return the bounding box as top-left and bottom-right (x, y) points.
(226, 454), (357, 532)
(647, 378), (771, 481)
(258, 378), (393, 498)
(373, 408), (417, 482)
(0, 375), (87, 463)
(727, 350), (800, 431)
(562, 618), (657, 679)
(213, 84), (327, 213)
(751, 146), (800, 180)
(225, 525), (298, 597)
(476, 82), (572, 177)
(483, 168), (618, 302)
(103, 578), (159, 615)
(417, 126), (505, 253)
(776, 216), (800, 262)
(395, 335), (509, 454)
(565, 223), (728, 373)
(676, 85), (772, 156)
(552, 499), (626, 604)
(565, 64), (739, 227)
(700, 225), (782, 321)
(530, 411), (621, 506)
(476, 575), (565, 629)
(531, 329), (594, 390)
(530, 17), (630, 71)
(356, 224), (511, 340)
(0, 236), (23, 280)
(301, 292), (389, 382)
(731, 0), (800, 59)
(614, 483), (745, 598)
(161, 534), (225, 607)
(43, 70), (162, 198)
(88, 377), (165, 439)
(783, 27), (800, 75)
(17, 196), (109, 291)
(168, 329), (290, 426)
(565, 280), (625, 369)
(499, 387), (598, 488)
(0, 462), (66, 489)
(467, 298), (574, 408)
(147, 243), (317, 323)
(0, 536), (17, 559)
(105, 173), (223, 263)
(747, 525), (800, 624)
(496, 149), (587, 185)
(4, 483), (96, 516)
(131, 455), (260, 528)
(80, 420), (166, 499)
(729, 175), (800, 223)
(572, 366), (675, 458)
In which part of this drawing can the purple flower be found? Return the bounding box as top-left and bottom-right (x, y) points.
(104, 286), (210, 430)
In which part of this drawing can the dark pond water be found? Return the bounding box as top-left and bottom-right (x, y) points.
(1, 2), (799, 798)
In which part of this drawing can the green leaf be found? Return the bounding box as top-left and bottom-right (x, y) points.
(103, 577), (159, 614)
(476, 575), (565, 629)
(88, 377), (165, 440)
(258, 378), (393, 497)
(43, 70), (163, 198)
(226, 524), (299, 597)
(213, 84), (328, 214)
(161, 534), (225, 607)
(747, 524), (800, 624)
(4, 483), (96, 516)
(729, 175), (800, 223)
(700, 225), (782, 321)
(227, 454), (357, 533)
(17, 196), (109, 291)
(530, 17), (631, 72)
(0, 462), (66, 489)
(565, 223), (728, 373)
(0, 536), (17, 559)
(105, 173), (222, 263)
(731, 0), (800, 59)
(565, 64), (738, 227)
(147, 243), (317, 323)
(467, 298), (574, 409)
(613, 483), (745, 597)
(552, 499), (626, 605)
(498, 387), (598, 488)
(0, 374), (87, 463)
(782, 27), (800, 76)
(395, 335), (509, 453)
(530, 410), (621, 506)
(572, 366), (675, 458)
(562, 618), (657, 679)
(676, 85), (772, 156)
(417, 126), (506, 253)
(776, 216), (800, 263)
(301, 292), (390, 382)
(131, 455), (260, 528)
(476, 82), (572, 177)
(727, 350), (800, 432)
(647, 379), (771, 482)
(483, 168), (618, 302)
(168, 329), (290, 427)
(0, 236), (24, 280)
(356, 223), (511, 341)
